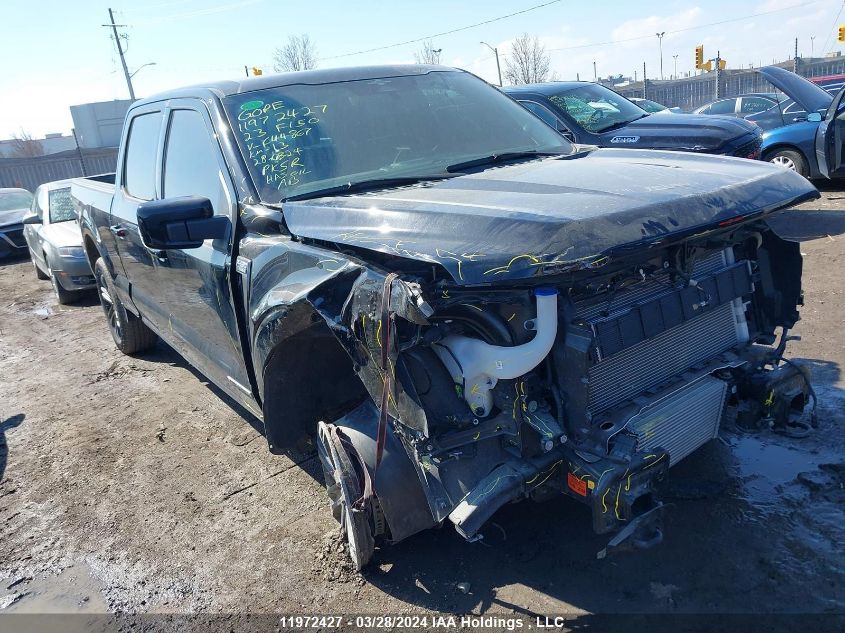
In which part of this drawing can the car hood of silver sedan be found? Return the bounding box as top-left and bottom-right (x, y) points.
(42, 221), (84, 249)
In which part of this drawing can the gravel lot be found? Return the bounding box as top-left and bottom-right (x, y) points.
(0, 185), (843, 625)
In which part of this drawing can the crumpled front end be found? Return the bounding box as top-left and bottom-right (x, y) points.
(325, 218), (814, 561)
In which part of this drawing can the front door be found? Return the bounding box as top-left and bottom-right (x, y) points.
(149, 101), (253, 405)
(815, 87), (845, 179)
(112, 107), (168, 329)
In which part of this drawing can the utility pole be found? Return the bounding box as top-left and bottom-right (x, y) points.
(673, 54), (679, 79)
(643, 61), (647, 98)
(811, 35), (816, 58)
(794, 37), (799, 73)
(656, 32), (665, 80)
(244, 65), (249, 78)
(104, 8), (135, 100)
(593, 60), (597, 82)
(480, 42), (502, 86)
(715, 50), (722, 99)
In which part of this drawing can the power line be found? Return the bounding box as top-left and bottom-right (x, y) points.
(820, 0), (845, 57)
(319, 0), (563, 61)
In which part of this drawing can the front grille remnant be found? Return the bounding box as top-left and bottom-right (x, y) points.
(626, 376), (728, 465)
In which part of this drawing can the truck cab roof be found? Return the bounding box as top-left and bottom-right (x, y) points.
(130, 64), (456, 106)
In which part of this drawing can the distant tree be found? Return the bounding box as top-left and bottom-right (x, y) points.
(9, 130), (44, 158)
(504, 33), (551, 85)
(413, 41), (442, 65)
(273, 34), (318, 73)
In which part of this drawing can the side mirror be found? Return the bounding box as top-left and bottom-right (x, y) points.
(137, 196), (229, 250)
(22, 215), (41, 224)
(807, 112), (823, 123)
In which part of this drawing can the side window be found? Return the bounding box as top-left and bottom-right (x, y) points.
(698, 105), (711, 115)
(123, 111), (163, 200)
(48, 188), (76, 223)
(708, 99), (737, 115)
(31, 187), (43, 219)
(162, 109), (228, 214)
(521, 100), (560, 129)
(520, 101), (575, 142)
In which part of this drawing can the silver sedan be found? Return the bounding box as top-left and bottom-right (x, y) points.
(23, 180), (95, 304)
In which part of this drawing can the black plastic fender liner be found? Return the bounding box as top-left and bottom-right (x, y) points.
(331, 400), (438, 543)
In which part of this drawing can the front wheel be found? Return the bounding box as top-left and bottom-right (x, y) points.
(93, 258), (157, 354)
(317, 421), (375, 571)
(47, 260), (79, 305)
(31, 253), (48, 280)
(766, 149), (809, 178)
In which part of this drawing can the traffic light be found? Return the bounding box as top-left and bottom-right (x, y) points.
(718, 59), (727, 70)
(252, 66), (263, 76)
(695, 45), (704, 69)
(839, 25), (845, 42)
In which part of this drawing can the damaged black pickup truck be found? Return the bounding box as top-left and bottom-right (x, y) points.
(73, 65), (819, 569)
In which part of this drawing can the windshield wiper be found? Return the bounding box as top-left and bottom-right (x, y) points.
(282, 175), (455, 202)
(446, 151), (565, 173)
(597, 114), (649, 133)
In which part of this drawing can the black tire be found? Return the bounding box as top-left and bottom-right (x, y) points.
(766, 149), (809, 178)
(47, 259), (79, 305)
(32, 253), (48, 280)
(317, 421), (375, 571)
(93, 258), (157, 354)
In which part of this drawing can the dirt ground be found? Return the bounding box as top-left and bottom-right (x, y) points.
(1, 185), (844, 627)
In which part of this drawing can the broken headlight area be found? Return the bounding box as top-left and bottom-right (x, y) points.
(332, 225), (814, 566)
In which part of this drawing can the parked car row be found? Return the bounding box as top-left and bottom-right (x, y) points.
(0, 181), (95, 304)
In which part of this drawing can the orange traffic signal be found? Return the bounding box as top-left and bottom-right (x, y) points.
(252, 66), (263, 76)
(695, 45), (704, 69)
(839, 25), (845, 43)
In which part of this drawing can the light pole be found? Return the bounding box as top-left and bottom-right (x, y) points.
(480, 41), (502, 86)
(656, 32), (665, 80)
(129, 62), (156, 80)
(672, 54), (678, 79)
(811, 35), (816, 58)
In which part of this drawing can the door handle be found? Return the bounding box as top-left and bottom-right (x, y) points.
(109, 224), (128, 239)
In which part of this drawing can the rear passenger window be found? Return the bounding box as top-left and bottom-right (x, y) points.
(163, 109), (228, 213)
(123, 112), (163, 200)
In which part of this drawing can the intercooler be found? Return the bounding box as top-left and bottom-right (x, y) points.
(626, 376), (728, 465)
(570, 248), (749, 464)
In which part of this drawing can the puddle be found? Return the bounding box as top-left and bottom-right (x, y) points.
(730, 434), (820, 510)
(2, 564), (108, 614)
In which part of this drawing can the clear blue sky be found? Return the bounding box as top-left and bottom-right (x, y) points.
(1, 0), (841, 138)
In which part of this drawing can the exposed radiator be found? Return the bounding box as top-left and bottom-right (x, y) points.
(626, 376), (728, 465)
(574, 248), (749, 416)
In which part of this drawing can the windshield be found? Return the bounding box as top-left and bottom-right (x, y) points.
(48, 187), (76, 223)
(549, 84), (647, 133)
(0, 190), (33, 212)
(224, 70), (572, 203)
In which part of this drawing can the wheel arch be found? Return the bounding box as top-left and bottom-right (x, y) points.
(252, 266), (371, 454)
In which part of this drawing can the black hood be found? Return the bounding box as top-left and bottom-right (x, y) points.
(596, 112), (759, 152)
(282, 149), (818, 285)
(757, 65), (832, 114)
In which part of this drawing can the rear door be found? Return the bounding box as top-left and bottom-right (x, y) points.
(150, 100), (253, 401)
(111, 106), (168, 329)
(815, 87), (845, 178)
